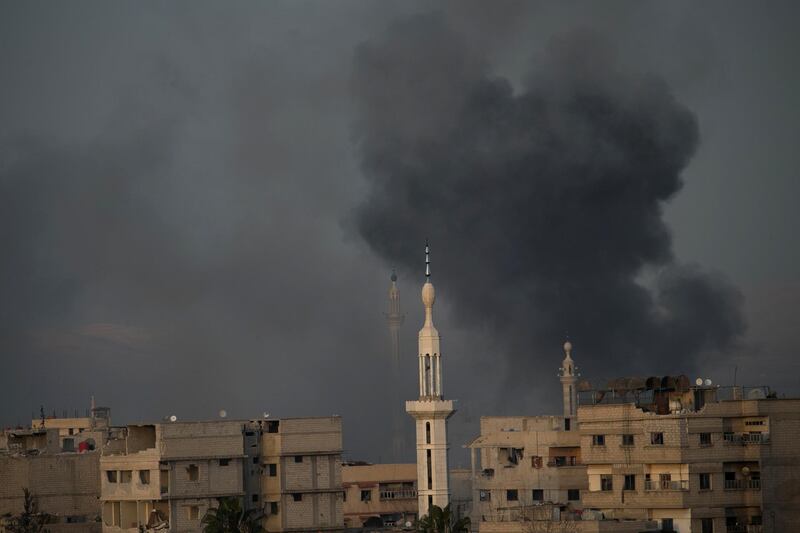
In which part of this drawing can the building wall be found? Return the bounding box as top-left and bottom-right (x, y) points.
(342, 463), (418, 528)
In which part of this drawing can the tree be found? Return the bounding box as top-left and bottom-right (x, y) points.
(202, 497), (263, 533)
(417, 504), (470, 533)
(5, 489), (51, 533)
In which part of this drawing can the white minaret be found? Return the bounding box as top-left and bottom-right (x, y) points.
(558, 340), (578, 420)
(386, 270), (406, 460)
(406, 242), (455, 517)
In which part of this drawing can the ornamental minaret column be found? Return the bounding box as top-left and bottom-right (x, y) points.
(386, 270), (406, 461)
(406, 242), (455, 518)
(558, 340), (579, 420)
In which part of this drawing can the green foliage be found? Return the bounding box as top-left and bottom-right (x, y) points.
(5, 489), (51, 533)
(202, 497), (263, 533)
(417, 504), (470, 533)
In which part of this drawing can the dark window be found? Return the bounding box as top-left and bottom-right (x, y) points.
(252, 494), (258, 503)
(270, 502), (279, 515)
(567, 489), (580, 501)
(662, 518), (674, 531)
(292, 493), (302, 502)
(701, 518), (713, 533)
(700, 432), (712, 446)
(479, 490), (491, 502)
(624, 474), (636, 491)
(106, 471), (117, 483)
(651, 432), (664, 445)
(219, 459), (230, 466)
(245, 431), (255, 436)
(294, 455), (303, 463)
(506, 489), (518, 501)
(564, 418), (571, 431)
(139, 470), (150, 484)
(187, 464), (199, 481)
(267, 421), (279, 433)
(268, 463), (277, 477)
(622, 434), (634, 446)
(592, 435), (605, 446)
(600, 474), (613, 491)
(426, 422), (431, 444)
(252, 456), (259, 464)
(532, 489), (543, 501)
(361, 490), (372, 502)
(699, 473), (711, 490)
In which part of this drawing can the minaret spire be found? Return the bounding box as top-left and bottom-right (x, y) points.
(386, 269), (406, 461)
(407, 240), (455, 518)
(559, 339), (579, 423)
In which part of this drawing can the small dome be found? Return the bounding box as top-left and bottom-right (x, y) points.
(421, 281), (435, 307)
(390, 271), (397, 282)
(563, 340), (573, 354)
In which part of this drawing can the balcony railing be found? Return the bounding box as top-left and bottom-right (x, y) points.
(546, 458), (581, 467)
(379, 488), (417, 500)
(644, 479), (689, 491)
(724, 479), (761, 490)
(726, 525), (763, 533)
(722, 433), (770, 444)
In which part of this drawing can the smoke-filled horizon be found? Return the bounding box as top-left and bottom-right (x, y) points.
(1, 2), (799, 464)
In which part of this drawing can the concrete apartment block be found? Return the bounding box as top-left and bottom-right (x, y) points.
(341, 463), (417, 528)
(579, 385), (800, 533)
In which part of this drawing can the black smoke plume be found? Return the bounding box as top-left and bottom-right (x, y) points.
(351, 14), (745, 385)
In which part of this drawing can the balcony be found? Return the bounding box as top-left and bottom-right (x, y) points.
(644, 479), (688, 491)
(724, 479), (761, 490)
(379, 489), (417, 500)
(722, 433), (770, 445)
(546, 457), (581, 467)
(726, 526), (762, 533)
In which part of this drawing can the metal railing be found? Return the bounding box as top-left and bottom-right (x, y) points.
(644, 479), (688, 491)
(379, 488), (417, 500)
(722, 433), (770, 444)
(724, 479), (761, 490)
(726, 525), (763, 533)
(547, 457), (581, 467)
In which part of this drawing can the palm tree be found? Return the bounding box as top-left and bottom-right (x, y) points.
(417, 504), (470, 533)
(202, 497), (263, 533)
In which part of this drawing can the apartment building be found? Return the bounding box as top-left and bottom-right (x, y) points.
(99, 416), (343, 533)
(341, 462), (417, 529)
(579, 379), (800, 533)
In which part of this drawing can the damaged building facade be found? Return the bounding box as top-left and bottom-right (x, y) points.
(341, 462), (417, 529)
(0, 402), (115, 533)
(99, 416), (344, 533)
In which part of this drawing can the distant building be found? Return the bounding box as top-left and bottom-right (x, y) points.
(98, 416), (344, 533)
(342, 463), (417, 529)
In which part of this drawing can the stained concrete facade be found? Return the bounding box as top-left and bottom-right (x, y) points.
(341, 463), (417, 529)
(579, 391), (800, 533)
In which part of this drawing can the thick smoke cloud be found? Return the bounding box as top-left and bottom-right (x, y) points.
(352, 15), (746, 382)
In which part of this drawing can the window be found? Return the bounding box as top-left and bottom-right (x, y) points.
(592, 435), (605, 446)
(219, 459), (230, 466)
(270, 502), (279, 515)
(68, 428), (75, 436)
(700, 432), (712, 446)
(699, 473), (711, 490)
(624, 474), (636, 491)
(268, 463), (277, 477)
(506, 489), (518, 501)
(292, 493), (302, 502)
(188, 506), (199, 520)
(106, 471), (117, 483)
(343, 491), (347, 502)
(62, 438), (75, 452)
(361, 490), (372, 502)
(650, 432), (664, 445)
(567, 489), (580, 501)
(294, 455), (303, 463)
(426, 422), (431, 444)
(245, 431), (255, 436)
(532, 489), (543, 501)
(622, 434), (634, 446)
(267, 420), (279, 433)
(662, 518), (673, 531)
(600, 474), (613, 491)
(139, 470), (150, 484)
(252, 494), (258, 503)
(120, 470), (132, 483)
(479, 490), (491, 502)
(745, 420), (765, 426)
(564, 418), (571, 431)
(187, 464), (199, 481)
(700, 517), (713, 533)
(252, 456), (259, 464)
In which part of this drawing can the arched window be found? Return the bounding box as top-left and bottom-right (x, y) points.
(426, 422), (431, 444)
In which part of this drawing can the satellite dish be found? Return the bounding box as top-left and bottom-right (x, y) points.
(169, 415), (177, 422)
(704, 379), (712, 386)
(263, 412), (270, 419)
(695, 378), (703, 386)
(741, 466), (751, 476)
(405, 522), (412, 528)
(219, 410), (227, 418)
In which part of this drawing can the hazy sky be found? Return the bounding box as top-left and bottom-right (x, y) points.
(1, 2), (798, 465)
